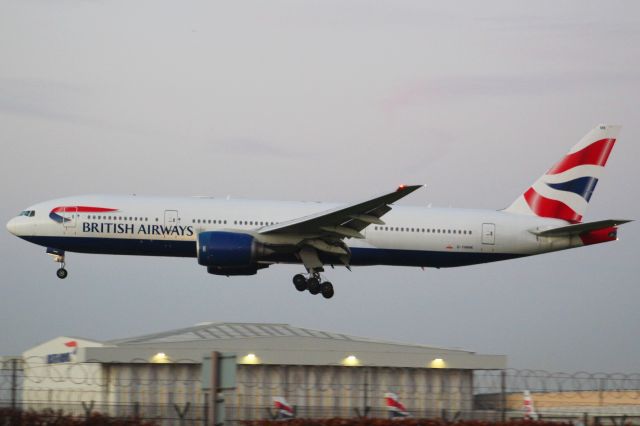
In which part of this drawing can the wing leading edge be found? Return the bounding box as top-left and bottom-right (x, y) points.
(259, 185), (423, 239)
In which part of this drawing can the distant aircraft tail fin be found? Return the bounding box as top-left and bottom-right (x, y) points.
(505, 124), (621, 223)
(273, 397), (295, 420)
(385, 392), (411, 419)
(523, 390), (538, 420)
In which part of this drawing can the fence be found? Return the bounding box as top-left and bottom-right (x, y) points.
(3, 357), (640, 425)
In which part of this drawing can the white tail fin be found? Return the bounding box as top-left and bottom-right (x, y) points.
(523, 390), (538, 420)
(273, 397), (294, 420)
(385, 392), (411, 419)
(505, 125), (621, 223)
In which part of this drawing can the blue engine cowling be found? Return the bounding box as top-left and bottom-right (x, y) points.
(197, 232), (269, 274)
(206, 265), (269, 276)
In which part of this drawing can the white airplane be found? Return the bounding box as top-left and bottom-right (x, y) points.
(6, 125), (631, 299)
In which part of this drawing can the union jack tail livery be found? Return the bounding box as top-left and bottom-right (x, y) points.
(523, 390), (538, 420)
(273, 397), (295, 420)
(506, 124), (620, 223)
(385, 392), (411, 419)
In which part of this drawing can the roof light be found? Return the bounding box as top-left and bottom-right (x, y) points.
(342, 355), (360, 366)
(151, 352), (170, 363)
(430, 358), (446, 368)
(240, 353), (260, 364)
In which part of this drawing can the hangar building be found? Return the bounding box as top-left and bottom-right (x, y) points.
(19, 322), (505, 421)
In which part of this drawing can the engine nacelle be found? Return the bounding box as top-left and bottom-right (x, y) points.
(197, 231), (269, 272)
(207, 265), (269, 276)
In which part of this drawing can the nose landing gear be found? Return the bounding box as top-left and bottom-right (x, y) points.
(46, 248), (68, 279)
(291, 273), (334, 299)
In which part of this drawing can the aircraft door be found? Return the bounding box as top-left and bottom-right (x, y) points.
(62, 206), (77, 236)
(63, 207), (77, 228)
(164, 210), (178, 226)
(482, 223), (495, 245)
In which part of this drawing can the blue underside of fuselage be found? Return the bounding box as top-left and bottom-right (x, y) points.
(20, 236), (525, 268)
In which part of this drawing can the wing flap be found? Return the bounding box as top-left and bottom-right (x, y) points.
(349, 214), (385, 225)
(320, 226), (365, 239)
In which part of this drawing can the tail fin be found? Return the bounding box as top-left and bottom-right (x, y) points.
(385, 392), (411, 419)
(505, 124), (621, 223)
(273, 397), (295, 420)
(523, 390), (538, 420)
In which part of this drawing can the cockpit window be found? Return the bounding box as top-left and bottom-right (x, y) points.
(18, 210), (35, 217)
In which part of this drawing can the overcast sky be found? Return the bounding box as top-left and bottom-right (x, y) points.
(1, 0), (639, 373)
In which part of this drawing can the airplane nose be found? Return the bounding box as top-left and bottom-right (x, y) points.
(6, 218), (18, 236)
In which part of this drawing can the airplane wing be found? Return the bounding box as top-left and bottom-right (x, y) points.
(531, 219), (632, 237)
(259, 185), (422, 239)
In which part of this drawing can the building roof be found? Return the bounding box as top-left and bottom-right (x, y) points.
(68, 322), (505, 370)
(108, 322), (456, 349)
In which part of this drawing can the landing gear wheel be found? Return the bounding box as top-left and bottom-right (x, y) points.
(56, 268), (68, 279)
(293, 274), (307, 291)
(307, 277), (321, 295)
(321, 282), (334, 299)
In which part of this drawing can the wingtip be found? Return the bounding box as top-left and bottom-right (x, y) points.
(396, 184), (424, 192)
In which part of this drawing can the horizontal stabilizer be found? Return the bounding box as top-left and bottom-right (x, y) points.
(531, 219), (632, 237)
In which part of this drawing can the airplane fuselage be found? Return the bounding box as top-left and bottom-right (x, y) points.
(7, 194), (603, 269)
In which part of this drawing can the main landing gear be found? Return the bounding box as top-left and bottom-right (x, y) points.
(47, 248), (68, 279)
(56, 266), (68, 279)
(293, 273), (334, 299)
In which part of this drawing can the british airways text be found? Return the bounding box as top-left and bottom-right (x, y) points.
(82, 222), (194, 236)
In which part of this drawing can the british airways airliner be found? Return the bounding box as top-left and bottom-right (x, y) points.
(6, 125), (631, 299)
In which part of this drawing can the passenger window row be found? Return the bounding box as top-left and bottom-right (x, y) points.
(193, 219), (228, 225)
(232, 220), (278, 226)
(373, 226), (472, 235)
(86, 215), (152, 222)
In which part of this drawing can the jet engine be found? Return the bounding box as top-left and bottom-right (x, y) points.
(197, 231), (271, 276)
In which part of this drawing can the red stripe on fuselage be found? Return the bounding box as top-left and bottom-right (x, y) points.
(547, 138), (615, 175)
(524, 188), (582, 223)
(51, 206), (118, 213)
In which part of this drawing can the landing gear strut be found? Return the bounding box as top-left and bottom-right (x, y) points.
(291, 273), (334, 299)
(47, 248), (68, 279)
(293, 246), (338, 299)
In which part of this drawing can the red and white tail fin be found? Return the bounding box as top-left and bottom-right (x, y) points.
(385, 392), (411, 419)
(273, 397), (295, 420)
(505, 125), (621, 223)
(523, 390), (538, 420)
